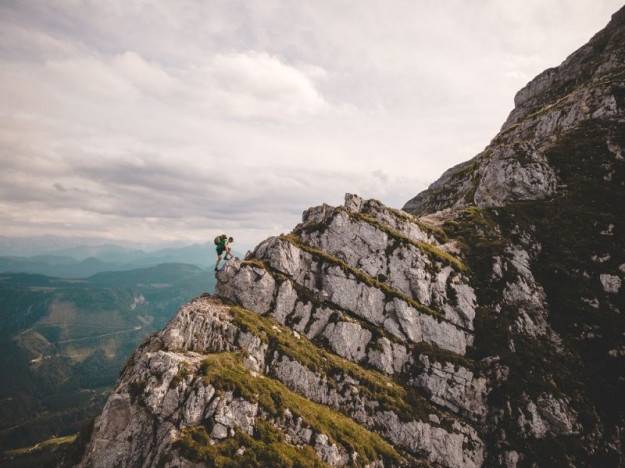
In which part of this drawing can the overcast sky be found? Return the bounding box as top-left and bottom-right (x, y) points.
(0, 1), (622, 251)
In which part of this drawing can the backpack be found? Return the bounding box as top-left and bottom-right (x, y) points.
(214, 234), (227, 246)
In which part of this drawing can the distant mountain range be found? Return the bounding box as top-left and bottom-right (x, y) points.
(0, 242), (232, 278)
(0, 236), (149, 258)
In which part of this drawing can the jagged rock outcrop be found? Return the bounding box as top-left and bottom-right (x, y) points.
(402, 6), (625, 467)
(76, 297), (484, 467)
(75, 6), (625, 468)
(77, 195), (489, 468)
(404, 6), (625, 215)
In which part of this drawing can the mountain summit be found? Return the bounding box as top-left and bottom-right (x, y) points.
(404, 5), (625, 215)
(73, 7), (625, 468)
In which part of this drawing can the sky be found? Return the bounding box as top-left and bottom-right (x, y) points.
(0, 0), (622, 252)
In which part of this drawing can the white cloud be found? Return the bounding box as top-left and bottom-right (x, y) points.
(112, 51), (177, 95)
(0, 0), (622, 251)
(203, 51), (329, 118)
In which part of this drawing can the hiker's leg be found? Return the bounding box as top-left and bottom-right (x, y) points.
(215, 253), (222, 271)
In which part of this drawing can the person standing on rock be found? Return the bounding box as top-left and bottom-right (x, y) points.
(214, 235), (234, 271)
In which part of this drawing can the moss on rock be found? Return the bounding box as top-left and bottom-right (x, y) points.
(229, 306), (442, 424)
(350, 212), (468, 273)
(176, 421), (326, 468)
(199, 352), (404, 466)
(279, 234), (448, 323)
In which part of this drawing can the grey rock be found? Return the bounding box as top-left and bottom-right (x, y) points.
(600, 273), (622, 293)
(216, 260), (276, 314)
(211, 394), (258, 436)
(411, 355), (487, 421)
(517, 393), (579, 439)
(390, 298), (470, 354)
(236, 331), (268, 372)
(314, 433), (349, 466)
(367, 337), (409, 375)
(299, 200), (476, 330)
(323, 321), (372, 362)
(159, 297), (238, 353)
(268, 352), (484, 467)
(473, 147), (557, 207)
(211, 423), (228, 439)
(272, 280), (298, 323)
(306, 306), (333, 339)
(291, 300), (313, 332)
(374, 411), (483, 468)
(503, 450), (520, 468)
(78, 290), (484, 467)
(182, 385), (215, 425)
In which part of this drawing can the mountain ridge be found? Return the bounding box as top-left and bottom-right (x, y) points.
(70, 7), (625, 468)
(0, 243), (221, 279)
(404, 5), (625, 216)
(75, 196), (486, 467)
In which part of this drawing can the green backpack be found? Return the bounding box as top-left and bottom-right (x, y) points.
(214, 234), (227, 246)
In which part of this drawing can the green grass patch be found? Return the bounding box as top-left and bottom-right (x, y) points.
(351, 212), (468, 273)
(199, 352), (404, 466)
(176, 421), (326, 468)
(170, 362), (189, 388)
(6, 434), (78, 456)
(229, 306), (440, 423)
(370, 204), (449, 243)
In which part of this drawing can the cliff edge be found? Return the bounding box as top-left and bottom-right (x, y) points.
(73, 6), (625, 468)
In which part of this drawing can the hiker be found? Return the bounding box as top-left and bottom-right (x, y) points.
(214, 235), (234, 271)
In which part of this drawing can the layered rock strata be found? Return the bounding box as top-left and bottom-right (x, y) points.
(78, 194), (489, 467)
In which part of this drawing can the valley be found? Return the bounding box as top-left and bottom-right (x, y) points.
(0, 263), (215, 458)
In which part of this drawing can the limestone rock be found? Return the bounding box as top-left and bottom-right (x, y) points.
(411, 355), (487, 421)
(517, 394), (579, 439)
(403, 7), (625, 216)
(600, 273), (622, 293)
(323, 321), (372, 362)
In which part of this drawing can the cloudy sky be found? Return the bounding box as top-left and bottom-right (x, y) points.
(0, 0), (622, 251)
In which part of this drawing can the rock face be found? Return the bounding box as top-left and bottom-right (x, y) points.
(402, 6), (625, 467)
(76, 197), (487, 468)
(403, 6), (625, 215)
(75, 7), (625, 468)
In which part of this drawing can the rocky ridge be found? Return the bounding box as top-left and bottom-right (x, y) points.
(76, 195), (488, 467)
(403, 6), (625, 467)
(74, 6), (625, 468)
(404, 6), (625, 215)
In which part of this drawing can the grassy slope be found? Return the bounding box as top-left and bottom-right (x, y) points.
(197, 352), (404, 466)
